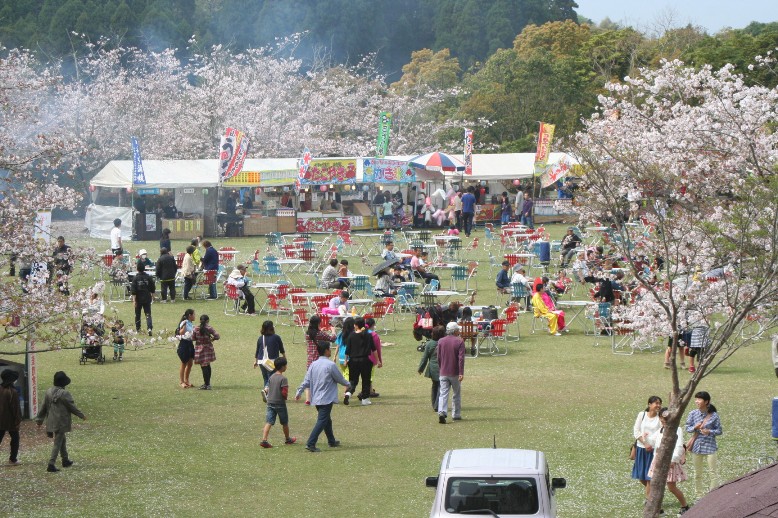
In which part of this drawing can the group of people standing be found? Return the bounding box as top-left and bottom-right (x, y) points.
(631, 392), (722, 515)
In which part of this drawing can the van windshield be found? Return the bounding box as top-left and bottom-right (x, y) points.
(445, 477), (539, 515)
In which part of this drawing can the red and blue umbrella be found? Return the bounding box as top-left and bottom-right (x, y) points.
(408, 151), (465, 172)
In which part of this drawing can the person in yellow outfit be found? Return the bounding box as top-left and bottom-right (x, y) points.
(531, 282), (566, 335)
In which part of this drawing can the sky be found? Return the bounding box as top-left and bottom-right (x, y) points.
(575, 0), (778, 34)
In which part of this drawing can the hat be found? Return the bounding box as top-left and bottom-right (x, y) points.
(53, 371), (71, 388)
(139, 249), (147, 256)
(1, 370), (19, 384)
(229, 269), (242, 279)
(446, 322), (460, 334)
(501, 260), (510, 266)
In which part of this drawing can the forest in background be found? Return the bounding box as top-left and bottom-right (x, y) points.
(1, 1), (778, 157)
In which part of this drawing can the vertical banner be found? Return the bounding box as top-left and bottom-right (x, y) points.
(464, 128), (474, 175)
(34, 210), (52, 244)
(533, 122), (555, 175)
(219, 127), (250, 182)
(131, 137), (146, 185)
(376, 111), (392, 158)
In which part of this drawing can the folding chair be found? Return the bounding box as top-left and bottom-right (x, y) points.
(223, 284), (246, 316)
(460, 321), (479, 358)
(370, 299), (396, 332)
(451, 266), (467, 292)
(503, 304), (521, 341)
(480, 319), (508, 356)
(291, 308), (308, 343)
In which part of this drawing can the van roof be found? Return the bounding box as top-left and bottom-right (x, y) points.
(441, 449), (544, 475)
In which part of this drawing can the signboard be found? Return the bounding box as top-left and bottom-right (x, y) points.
(183, 188), (195, 194)
(299, 159), (358, 185)
(376, 111), (392, 158)
(534, 122), (555, 175)
(137, 188), (160, 195)
(145, 213), (157, 232)
(362, 158), (415, 183)
(34, 210), (52, 244)
(464, 128), (473, 175)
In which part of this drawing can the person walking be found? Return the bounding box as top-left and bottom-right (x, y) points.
(632, 396), (662, 500)
(418, 325), (443, 412)
(295, 342), (351, 452)
(193, 315), (220, 390)
(175, 309), (196, 388)
(255, 320), (286, 395)
(35, 371), (87, 472)
(155, 247), (177, 303)
(437, 321), (465, 424)
(343, 317), (376, 406)
(304, 316), (336, 404)
(0, 370), (22, 465)
(130, 261), (156, 336)
(461, 187), (476, 237)
(684, 391), (722, 497)
(259, 358), (297, 448)
(647, 408), (690, 515)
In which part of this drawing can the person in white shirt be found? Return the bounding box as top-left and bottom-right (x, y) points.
(110, 218), (123, 256)
(510, 267), (532, 311)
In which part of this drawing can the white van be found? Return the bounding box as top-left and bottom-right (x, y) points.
(425, 449), (566, 517)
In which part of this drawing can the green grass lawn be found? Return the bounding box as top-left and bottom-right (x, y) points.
(3, 224), (776, 517)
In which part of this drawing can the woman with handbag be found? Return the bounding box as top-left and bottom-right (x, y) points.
(684, 391), (722, 497)
(302, 316), (336, 405)
(193, 315), (220, 390)
(647, 408), (690, 515)
(175, 309), (196, 388)
(254, 320), (286, 397)
(632, 395), (663, 499)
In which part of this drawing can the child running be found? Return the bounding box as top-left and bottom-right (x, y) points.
(111, 320), (125, 361)
(260, 357), (296, 448)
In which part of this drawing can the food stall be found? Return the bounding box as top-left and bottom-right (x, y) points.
(220, 160), (298, 235)
(296, 157), (377, 233)
(87, 159), (218, 240)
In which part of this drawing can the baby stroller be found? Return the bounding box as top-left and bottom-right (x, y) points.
(79, 319), (106, 365)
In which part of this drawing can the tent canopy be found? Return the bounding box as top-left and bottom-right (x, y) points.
(91, 153), (578, 189)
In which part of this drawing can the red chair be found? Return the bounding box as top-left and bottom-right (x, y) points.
(223, 284), (246, 316)
(175, 253), (185, 269)
(370, 300), (395, 332)
(482, 319), (508, 356)
(503, 304), (521, 341)
(291, 308), (308, 343)
(194, 269), (217, 299)
(267, 294), (291, 319)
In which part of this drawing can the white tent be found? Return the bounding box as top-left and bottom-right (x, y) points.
(445, 152), (578, 180)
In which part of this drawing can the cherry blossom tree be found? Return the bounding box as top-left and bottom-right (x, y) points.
(0, 46), (103, 353)
(569, 58), (778, 517)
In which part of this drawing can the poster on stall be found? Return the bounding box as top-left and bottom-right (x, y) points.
(299, 158), (358, 185)
(362, 158), (415, 183)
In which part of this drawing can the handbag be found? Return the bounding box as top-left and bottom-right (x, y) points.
(684, 413), (712, 454)
(258, 336), (275, 371)
(419, 311), (433, 329)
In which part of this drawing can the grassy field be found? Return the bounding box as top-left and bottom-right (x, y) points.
(3, 224), (776, 517)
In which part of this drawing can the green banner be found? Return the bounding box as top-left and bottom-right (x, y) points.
(376, 111), (392, 158)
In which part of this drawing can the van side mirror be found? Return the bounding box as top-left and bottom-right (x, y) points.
(551, 478), (567, 489)
(425, 476), (439, 488)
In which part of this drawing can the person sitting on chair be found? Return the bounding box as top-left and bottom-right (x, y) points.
(410, 250), (439, 285)
(496, 260), (512, 294)
(227, 264), (255, 314)
(531, 282), (566, 336)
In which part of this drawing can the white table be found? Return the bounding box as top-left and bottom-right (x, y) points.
(348, 298), (374, 305)
(423, 290), (461, 303)
(275, 259), (307, 285)
(218, 250), (239, 266)
(557, 300), (597, 333)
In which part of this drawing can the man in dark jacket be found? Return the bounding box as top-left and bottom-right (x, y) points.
(131, 262), (156, 335)
(200, 240), (219, 299)
(155, 247), (178, 303)
(0, 370), (22, 465)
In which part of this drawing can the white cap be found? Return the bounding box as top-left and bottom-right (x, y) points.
(446, 321), (460, 334)
(138, 249), (147, 256)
